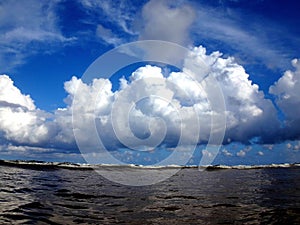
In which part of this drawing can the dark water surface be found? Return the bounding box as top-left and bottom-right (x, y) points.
(0, 165), (299, 224)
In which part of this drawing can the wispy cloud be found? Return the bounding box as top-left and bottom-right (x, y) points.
(79, 0), (299, 72)
(79, 0), (140, 46)
(79, 0), (197, 47)
(0, 0), (75, 71)
(191, 2), (300, 70)
(96, 24), (123, 46)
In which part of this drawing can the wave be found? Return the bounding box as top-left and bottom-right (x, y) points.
(0, 159), (299, 170)
(204, 163), (300, 171)
(0, 160), (93, 170)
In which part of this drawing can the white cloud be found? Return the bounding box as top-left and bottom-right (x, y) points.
(222, 149), (232, 156)
(96, 24), (123, 46)
(191, 2), (298, 70)
(0, 0), (74, 71)
(80, 0), (196, 48)
(186, 47), (280, 143)
(0, 75), (35, 110)
(236, 150), (246, 157)
(269, 59), (300, 139)
(78, 0), (298, 73)
(0, 75), (52, 145)
(6, 144), (26, 152)
(263, 144), (274, 150)
(63, 76), (115, 150)
(65, 0), (300, 79)
(80, 0), (138, 36)
(0, 74), (75, 148)
(202, 149), (214, 158)
(139, 0), (195, 45)
(0, 45), (298, 160)
(79, 0), (139, 47)
(258, 151), (264, 156)
(68, 46), (280, 153)
(3, 27), (67, 43)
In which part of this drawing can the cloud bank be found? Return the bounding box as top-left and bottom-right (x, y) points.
(0, 46), (299, 156)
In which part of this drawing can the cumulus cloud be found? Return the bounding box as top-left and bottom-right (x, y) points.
(0, 75), (53, 145)
(269, 59), (300, 140)
(0, 75), (35, 110)
(0, 75), (74, 149)
(0, 45), (298, 160)
(184, 47), (280, 143)
(68, 45), (281, 153)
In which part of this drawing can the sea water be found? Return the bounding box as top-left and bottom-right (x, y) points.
(0, 161), (299, 224)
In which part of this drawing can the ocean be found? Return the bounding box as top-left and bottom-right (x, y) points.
(0, 161), (299, 224)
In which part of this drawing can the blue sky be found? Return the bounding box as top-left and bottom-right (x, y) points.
(0, 0), (300, 165)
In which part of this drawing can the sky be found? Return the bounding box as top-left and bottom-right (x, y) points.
(0, 0), (300, 165)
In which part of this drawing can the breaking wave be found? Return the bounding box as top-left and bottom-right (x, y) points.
(0, 159), (299, 170)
